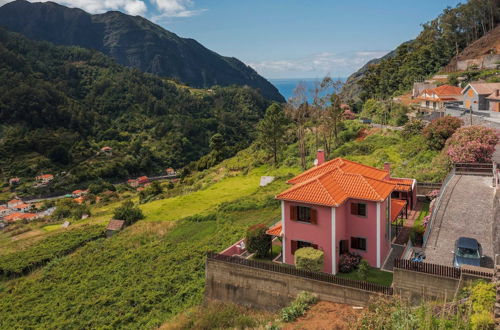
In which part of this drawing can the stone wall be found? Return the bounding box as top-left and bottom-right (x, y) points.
(205, 259), (383, 311)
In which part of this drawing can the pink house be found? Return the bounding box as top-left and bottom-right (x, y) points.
(273, 152), (416, 274)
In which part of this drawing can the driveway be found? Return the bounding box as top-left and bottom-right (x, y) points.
(424, 175), (495, 268)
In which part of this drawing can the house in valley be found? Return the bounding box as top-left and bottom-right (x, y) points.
(35, 174), (54, 184)
(416, 85), (462, 111)
(137, 176), (149, 185)
(272, 151), (416, 274)
(0, 206), (11, 217)
(7, 199), (22, 208)
(13, 203), (32, 212)
(9, 177), (20, 185)
(462, 82), (500, 111)
(486, 89), (500, 112)
(72, 189), (88, 197)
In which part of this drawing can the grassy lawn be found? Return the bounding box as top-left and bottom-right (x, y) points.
(141, 166), (292, 222)
(250, 243), (282, 263)
(336, 267), (393, 287)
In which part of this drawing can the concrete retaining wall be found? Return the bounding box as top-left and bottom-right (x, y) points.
(393, 268), (459, 303)
(205, 259), (383, 310)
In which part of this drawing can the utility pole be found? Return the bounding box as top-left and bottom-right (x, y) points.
(470, 105), (473, 126)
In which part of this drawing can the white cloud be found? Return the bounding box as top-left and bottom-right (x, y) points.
(0, 0), (205, 18)
(151, 0), (206, 20)
(247, 50), (389, 79)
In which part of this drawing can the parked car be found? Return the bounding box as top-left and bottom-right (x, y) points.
(452, 237), (482, 267)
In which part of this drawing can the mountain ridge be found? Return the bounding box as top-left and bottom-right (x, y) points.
(0, 0), (284, 102)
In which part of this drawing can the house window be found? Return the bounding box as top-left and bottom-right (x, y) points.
(350, 203), (367, 217)
(291, 240), (318, 254)
(297, 206), (311, 222)
(289, 205), (317, 224)
(391, 191), (399, 199)
(351, 237), (367, 251)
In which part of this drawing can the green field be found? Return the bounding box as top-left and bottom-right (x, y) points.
(0, 166), (287, 328)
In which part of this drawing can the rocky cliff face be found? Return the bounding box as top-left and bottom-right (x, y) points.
(0, 0), (284, 102)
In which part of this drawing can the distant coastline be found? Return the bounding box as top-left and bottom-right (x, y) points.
(270, 77), (346, 101)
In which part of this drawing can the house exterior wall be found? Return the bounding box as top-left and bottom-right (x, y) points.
(283, 198), (392, 273)
(463, 87), (480, 111)
(489, 100), (500, 112)
(283, 201), (333, 273)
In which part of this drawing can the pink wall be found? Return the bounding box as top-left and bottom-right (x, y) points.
(283, 201), (333, 273)
(340, 199), (378, 267)
(283, 198), (393, 273)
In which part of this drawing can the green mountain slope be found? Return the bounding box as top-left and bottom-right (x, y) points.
(0, 0), (284, 102)
(0, 28), (270, 192)
(341, 0), (499, 102)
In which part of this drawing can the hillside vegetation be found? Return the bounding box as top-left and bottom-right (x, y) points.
(343, 0), (499, 102)
(0, 28), (270, 194)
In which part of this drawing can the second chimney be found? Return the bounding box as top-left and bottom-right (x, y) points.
(316, 150), (325, 166)
(384, 162), (391, 173)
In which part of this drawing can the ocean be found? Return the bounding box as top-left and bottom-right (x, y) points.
(269, 78), (346, 102)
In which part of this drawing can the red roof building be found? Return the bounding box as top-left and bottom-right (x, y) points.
(274, 153), (416, 274)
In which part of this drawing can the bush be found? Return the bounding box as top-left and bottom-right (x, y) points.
(280, 291), (318, 322)
(339, 252), (361, 273)
(401, 119), (425, 138)
(112, 201), (144, 225)
(423, 116), (463, 150)
(445, 126), (499, 163)
(410, 224), (425, 246)
(245, 224), (271, 258)
(358, 259), (369, 281)
(294, 247), (324, 272)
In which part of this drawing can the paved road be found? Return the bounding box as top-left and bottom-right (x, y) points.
(424, 175), (495, 268)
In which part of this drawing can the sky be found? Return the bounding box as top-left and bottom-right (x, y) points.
(1, 0), (462, 79)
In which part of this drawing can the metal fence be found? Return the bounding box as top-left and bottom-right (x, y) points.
(422, 169), (455, 246)
(207, 252), (393, 295)
(394, 259), (460, 278)
(394, 259), (493, 279)
(454, 163), (493, 176)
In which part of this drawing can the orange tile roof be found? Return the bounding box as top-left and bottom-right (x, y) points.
(4, 212), (24, 222)
(8, 199), (22, 204)
(391, 199), (407, 222)
(277, 160), (396, 207)
(433, 85), (462, 96)
(386, 177), (414, 192)
(287, 158), (388, 185)
(266, 221), (283, 236)
(14, 203), (31, 209)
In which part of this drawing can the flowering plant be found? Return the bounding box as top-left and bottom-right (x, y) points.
(445, 126), (499, 163)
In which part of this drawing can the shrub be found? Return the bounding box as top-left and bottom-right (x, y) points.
(358, 259), (369, 281)
(402, 119), (425, 138)
(445, 126), (499, 163)
(423, 116), (463, 150)
(112, 201), (144, 225)
(245, 224), (271, 258)
(339, 252), (361, 273)
(410, 224), (425, 246)
(280, 291), (317, 322)
(294, 247), (324, 272)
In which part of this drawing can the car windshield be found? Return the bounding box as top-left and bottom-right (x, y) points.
(456, 247), (479, 258)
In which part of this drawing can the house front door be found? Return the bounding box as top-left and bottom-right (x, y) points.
(339, 240), (349, 255)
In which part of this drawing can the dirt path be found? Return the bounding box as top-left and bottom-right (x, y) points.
(283, 301), (362, 330)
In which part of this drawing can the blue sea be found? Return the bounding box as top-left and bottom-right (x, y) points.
(270, 78), (346, 101)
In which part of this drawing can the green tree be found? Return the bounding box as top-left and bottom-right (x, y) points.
(245, 224), (271, 258)
(112, 201), (144, 225)
(209, 133), (225, 153)
(257, 103), (288, 166)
